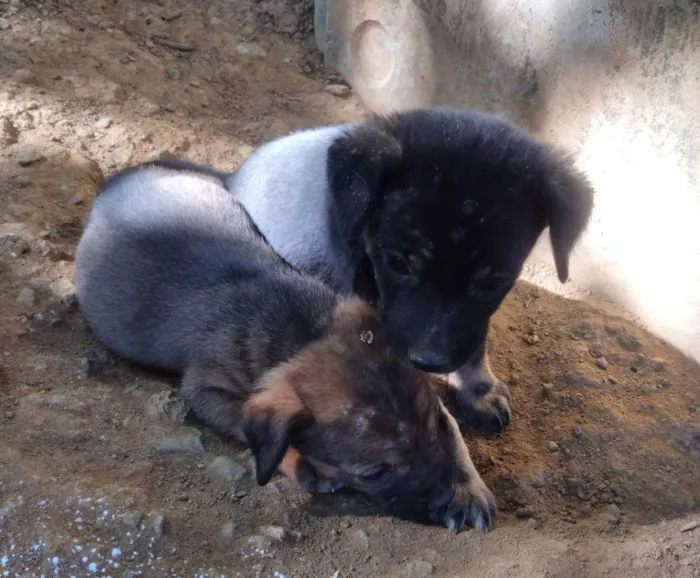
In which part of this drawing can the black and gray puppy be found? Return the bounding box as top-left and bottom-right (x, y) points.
(223, 107), (595, 434)
(74, 161), (498, 533)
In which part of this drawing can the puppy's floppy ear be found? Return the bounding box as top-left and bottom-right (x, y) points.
(327, 122), (402, 255)
(539, 152), (595, 283)
(243, 377), (312, 486)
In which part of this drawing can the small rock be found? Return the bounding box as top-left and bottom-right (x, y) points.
(402, 560), (434, 577)
(164, 66), (181, 80)
(151, 512), (165, 538)
(617, 330), (642, 352)
(140, 101), (161, 116)
(207, 456), (247, 483)
(95, 117), (112, 129)
(323, 84), (351, 98)
(0, 507), (9, 524)
(526, 518), (541, 530)
(542, 383), (553, 397)
(595, 357), (609, 369)
(122, 510), (143, 530)
(681, 521), (698, 532)
(588, 343), (604, 358)
(1, 117), (19, 145)
(0, 226), (30, 255)
(572, 426), (583, 438)
(146, 390), (188, 423)
(28, 277), (50, 292)
(81, 347), (111, 377)
(348, 528), (369, 550)
(0, 18), (10, 30)
(148, 149), (178, 162)
(581, 505), (593, 516)
(606, 505), (621, 525)
(608, 376), (619, 385)
(515, 506), (535, 519)
(236, 42), (267, 57)
(573, 321), (595, 339)
(163, 102), (177, 112)
(259, 525), (285, 542)
(122, 572), (139, 578)
(221, 520), (238, 539)
(524, 333), (540, 345)
(16, 287), (36, 310)
(4, 410), (14, 419)
(565, 478), (581, 492)
(530, 471), (546, 488)
(17, 147), (44, 166)
(548, 441), (560, 452)
(13, 176), (31, 190)
(650, 358), (665, 372)
(49, 278), (77, 307)
(153, 427), (205, 456)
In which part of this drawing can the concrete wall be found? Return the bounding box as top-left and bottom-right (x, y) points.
(316, 0), (700, 363)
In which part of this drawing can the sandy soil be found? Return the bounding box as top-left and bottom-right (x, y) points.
(2, 1), (700, 577)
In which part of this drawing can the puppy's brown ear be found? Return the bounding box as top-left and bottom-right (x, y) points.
(242, 379), (312, 486)
(540, 152), (595, 283)
(327, 121), (402, 257)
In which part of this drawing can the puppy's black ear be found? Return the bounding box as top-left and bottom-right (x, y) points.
(540, 152), (595, 283)
(242, 378), (312, 486)
(327, 123), (402, 255)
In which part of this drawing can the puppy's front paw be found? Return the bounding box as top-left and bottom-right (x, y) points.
(451, 377), (511, 434)
(442, 479), (497, 534)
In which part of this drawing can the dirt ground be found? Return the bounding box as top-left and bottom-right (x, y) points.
(2, 1), (700, 577)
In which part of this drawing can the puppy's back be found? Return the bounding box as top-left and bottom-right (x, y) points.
(76, 164), (301, 371)
(225, 124), (357, 292)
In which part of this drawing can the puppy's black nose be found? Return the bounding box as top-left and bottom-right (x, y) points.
(408, 350), (451, 373)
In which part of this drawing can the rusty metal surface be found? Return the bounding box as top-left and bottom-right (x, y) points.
(316, 0), (700, 362)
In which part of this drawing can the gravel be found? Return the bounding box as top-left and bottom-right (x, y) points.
(16, 147), (44, 166)
(207, 456), (247, 483)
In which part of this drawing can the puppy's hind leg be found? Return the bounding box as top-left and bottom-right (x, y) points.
(180, 364), (248, 443)
(447, 341), (511, 435)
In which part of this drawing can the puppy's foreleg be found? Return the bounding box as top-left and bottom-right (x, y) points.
(440, 403), (497, 533)
(180, 364), (247, 442)
(447, 341), (512, 434)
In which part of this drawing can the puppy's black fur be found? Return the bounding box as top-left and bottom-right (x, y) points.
(74, 162), (497, 533)
(326, 107), (595, 430)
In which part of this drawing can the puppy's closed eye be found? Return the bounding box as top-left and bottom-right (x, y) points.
(359, 466), (391, 484)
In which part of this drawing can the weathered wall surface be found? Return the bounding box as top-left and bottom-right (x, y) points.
(317, 0), (700, 362)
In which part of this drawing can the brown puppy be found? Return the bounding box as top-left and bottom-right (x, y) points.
(184, 299), (494, 531)
(75, 162), (496, 532)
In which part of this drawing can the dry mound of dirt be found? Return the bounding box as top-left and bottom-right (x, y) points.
(2, 1), (700, 577)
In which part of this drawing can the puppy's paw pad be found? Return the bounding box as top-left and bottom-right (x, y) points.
(453, 380), (512, 434)
(466, 483), (497, 532)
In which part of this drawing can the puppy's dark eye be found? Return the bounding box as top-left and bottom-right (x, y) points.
(361, 467), (390, 484)
(384, 251), (412, 276)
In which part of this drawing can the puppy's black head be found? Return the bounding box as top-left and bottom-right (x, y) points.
(328, 107), (594, 373)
